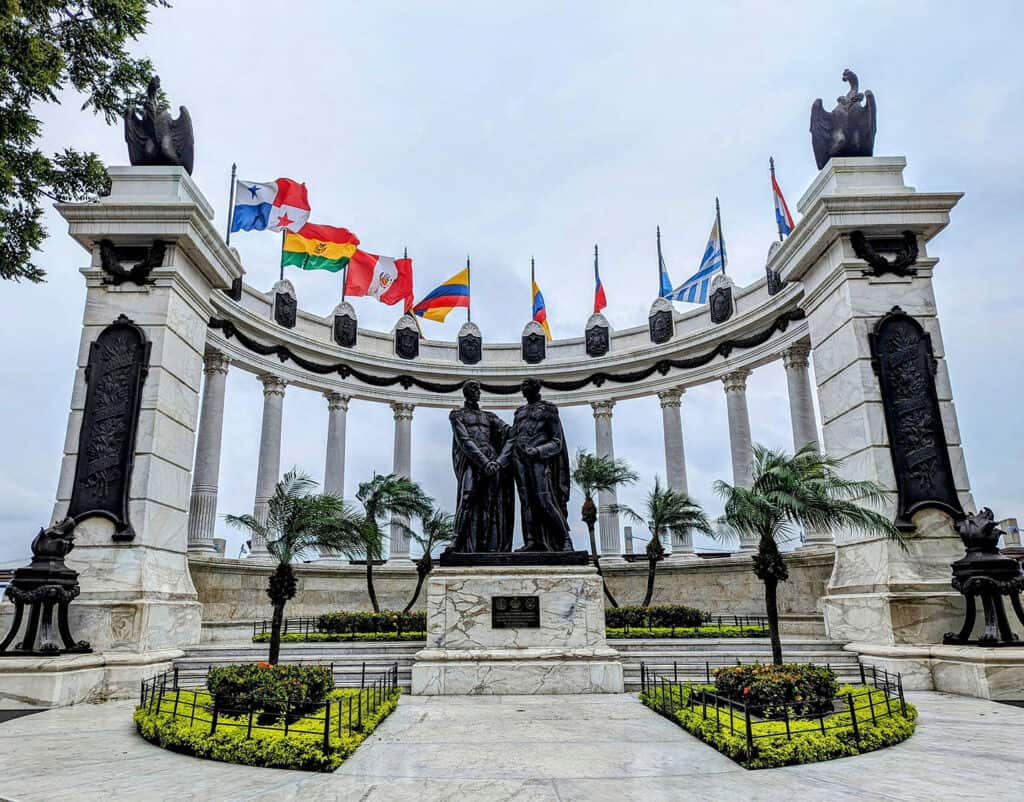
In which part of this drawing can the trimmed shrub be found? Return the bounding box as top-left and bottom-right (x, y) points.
(713, 663), (838, 718)
(641, 682), (917, 769)
(206, 663), (333, 719)
(317, 610), (426, 637)
(604, 604), (707, 632)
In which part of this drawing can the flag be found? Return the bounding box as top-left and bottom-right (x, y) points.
(231, 178), (310, 233)
(657, 226), (674, 298)
(532, 280), (552, 340)
(413, 268), (470, 322)
(346, 249), (413, 307)
(281, 223), (359, 272)
(771, 168), (795, 238)
(669, 212), (726, 304)
(593, 245), (607, 314)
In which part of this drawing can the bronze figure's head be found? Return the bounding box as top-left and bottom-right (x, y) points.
(521, 377), (542, 403)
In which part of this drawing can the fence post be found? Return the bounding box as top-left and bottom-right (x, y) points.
(784, 706), (791, 740)
(702, 690), (707, 719)
(859, 662), (866, 685)
(348, 696), (353, 733)
(744, 703), (753, 757)
(171, 685), (180, 720)
(673, 661), (678, 684)
(883, 684), (893, 717)
(361, 662), (366, 689)
(897, 673), (907, 717)
(847, 693), (860, 746)
(247, 700), (254, 739)
(210, 706), (219, 736)
(174, 665), (179, 691)
(189, 692), (197, 727)
(866, 687), (877, 724)
(284, 699), (290, 736)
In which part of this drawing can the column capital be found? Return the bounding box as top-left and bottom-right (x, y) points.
(391, 401), (415, 421)
(324, 391), (350, 412)
(781, 341), (812, 371)
(657, 387), (685, 408)
(258, 373), (287, 397)
(591, 399), (615, 419)
(721, 368), (751, 394)
(203, 350), (230, 376)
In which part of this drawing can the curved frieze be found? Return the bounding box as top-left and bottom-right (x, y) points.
(209, 307), (805, 397)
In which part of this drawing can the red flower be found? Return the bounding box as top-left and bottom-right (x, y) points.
(743, 687), (750, 695)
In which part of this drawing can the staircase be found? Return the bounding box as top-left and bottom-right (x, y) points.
(177, 638), (862, 693)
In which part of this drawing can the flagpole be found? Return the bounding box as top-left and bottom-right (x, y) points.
(466, 254), (472, 323)
(770, 157), (784, 242)
(594, 243), (600, 309)
(279, 230), (286, 282)
(656, 225), (663, 297)
(225, 162), (237, 245)
(715, 197), (726, 275)
(530, 256), (535, 321)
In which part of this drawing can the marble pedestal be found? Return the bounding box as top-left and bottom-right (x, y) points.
(411, 565), (624, 695)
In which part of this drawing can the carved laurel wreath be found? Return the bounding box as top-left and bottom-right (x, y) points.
(850, 230), (918, 278)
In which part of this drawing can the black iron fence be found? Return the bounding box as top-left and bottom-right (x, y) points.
(173, 660), (398, 691)
(640, 661), (907, 753)
(139, 662), (400, 750)
(252, 617), (322, 639)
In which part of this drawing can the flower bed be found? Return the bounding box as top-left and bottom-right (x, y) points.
(641, 671), (917, 769)
(605, 604), (708, 633)
(713, 663), (838, 718)
(318, 610), (426, 637)
(135, 666), (400, 772)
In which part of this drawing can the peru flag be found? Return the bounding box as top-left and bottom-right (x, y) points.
(346, 249), (414, 307)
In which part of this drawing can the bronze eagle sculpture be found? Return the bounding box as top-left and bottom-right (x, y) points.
(810, 69), (876, 170)
(124, 76), (194, 174)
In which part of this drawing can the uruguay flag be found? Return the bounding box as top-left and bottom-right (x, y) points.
(772, 171), (795, 238)
(231, 178), (311, 233)
(670, 214), (726, 304)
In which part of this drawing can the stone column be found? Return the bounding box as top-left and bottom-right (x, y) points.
(388, 402), (415, 562)
(187, 351), (230, 553)
(777, 156), (972, 647)
(319, 392), (350, 563)
(591, 400), (622, 558)
(782, 342), (832, 549)
(249, 374), (286, 559)
(782, 342), (819, 453)
(722, 369), (758, 552)
(658, 388), (695, 557)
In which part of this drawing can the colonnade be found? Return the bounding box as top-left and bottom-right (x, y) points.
(185, 340), (823, 560)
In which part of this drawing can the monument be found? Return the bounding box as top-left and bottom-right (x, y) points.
(413, 379), (623, 694)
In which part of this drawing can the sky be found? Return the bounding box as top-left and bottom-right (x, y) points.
(1, 1), (1022, 562)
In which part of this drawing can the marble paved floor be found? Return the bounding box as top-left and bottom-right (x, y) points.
(0, 691), (1019, 801)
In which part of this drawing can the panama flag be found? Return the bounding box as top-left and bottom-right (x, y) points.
(231, 178), (311, 233)
(346, 249), (414, 307)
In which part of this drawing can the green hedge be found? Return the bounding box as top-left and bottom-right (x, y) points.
(641, 682), (917, 769)
(134, 687), (399, 772)
(207, 664), (333, 719)
(605, 625), (765, 640)
(605, 604), (709, 633)
(713, 663), (838, 718)
(317, 610), (426, 636)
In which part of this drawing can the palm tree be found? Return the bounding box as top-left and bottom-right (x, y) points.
(355, 473), (433, 612)
(403, 508), (455, 613)
(570, 449), (638, 607)
(715, 443), (900, 665)
(617, 477), (712, 607)
(224, 468), (372, 665)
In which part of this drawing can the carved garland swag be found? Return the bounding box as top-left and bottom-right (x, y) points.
(208, 309), (805, 395)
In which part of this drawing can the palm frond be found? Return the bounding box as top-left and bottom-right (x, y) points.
(571, 450), (638, 497)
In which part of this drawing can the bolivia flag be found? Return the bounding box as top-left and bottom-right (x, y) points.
(346, 249), (414, 307)
(282, 223), (359, 272)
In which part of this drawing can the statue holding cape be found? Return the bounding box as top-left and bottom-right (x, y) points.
(448, 381), (515, 553)
(499, 378), (574, 552)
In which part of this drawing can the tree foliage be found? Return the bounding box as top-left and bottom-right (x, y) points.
(1, 0), (165, 282)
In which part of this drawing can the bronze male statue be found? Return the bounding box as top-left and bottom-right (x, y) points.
(498, 378), (574, 552)
(449, 381), (515, 553)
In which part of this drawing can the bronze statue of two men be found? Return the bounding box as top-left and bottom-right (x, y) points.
(446, 378), (577, 560)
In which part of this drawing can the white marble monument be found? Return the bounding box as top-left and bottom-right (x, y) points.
(411, 565), (624, 695)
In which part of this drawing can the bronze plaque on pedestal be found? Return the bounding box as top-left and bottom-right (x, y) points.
(491, 595), (540, 629)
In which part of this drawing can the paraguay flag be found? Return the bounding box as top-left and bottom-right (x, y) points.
(231, 178), (311, 233)
(532, 280), (552, 340)
(593, 245), (607, 314)
(413, 268), (470, 322)
(772, 171), (795, 238)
